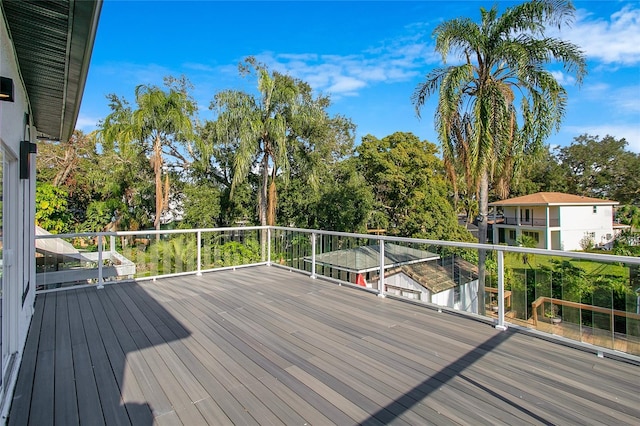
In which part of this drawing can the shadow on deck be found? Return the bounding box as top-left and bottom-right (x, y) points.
(8, 266), (640, 425)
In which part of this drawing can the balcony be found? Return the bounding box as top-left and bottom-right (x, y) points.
(502, 217), (560, 227)
(10, 227), (640, 424)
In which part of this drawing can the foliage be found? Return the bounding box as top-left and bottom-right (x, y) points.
(82, 199), (126, 232)
(556, 134), (640, 204)
(215, 240), (261, 267)
(579, 235), (595, 251)
(100, 76), (197, 230)
(151, 235), (198, 273)
(508, 147), (568, 197)
(356, 132), (473, 241)
(613, 229), (640, 257)
(180, 184), (222, 229)
(211, 57), (354, 226)
(515, 234), (538, 265)
(278, 158), (373, 232)
(412, 0), (587, 311)
(313, 161), (373, 233)
(616, 205), (640, 231)
(35, 183), (71, 233)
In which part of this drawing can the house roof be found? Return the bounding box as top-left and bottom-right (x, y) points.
(2, 0), (102, 141)
(385, 257), (478, 294)
(489, 192), (618, 207)
(306, 243), (440, 274)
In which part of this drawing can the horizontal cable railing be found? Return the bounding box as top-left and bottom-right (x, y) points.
(35, 226), (640, 356)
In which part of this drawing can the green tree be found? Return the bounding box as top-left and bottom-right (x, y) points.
(100, 76), (196, 231)
(508, 146), (567, 196)
(180, 183), (222, 229)
(557, 134), (640, 204)
(35, 183), (71, 233)
(212, 57), (352, 226)
(616, 205), (640, 231)
(412, 0), (586, 311)
(356, 132), (471, 241)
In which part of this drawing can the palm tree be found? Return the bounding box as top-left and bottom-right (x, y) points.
(101, 77), (196, 231)
(213, 58), (326, 227)
(413, 0), (586, 312)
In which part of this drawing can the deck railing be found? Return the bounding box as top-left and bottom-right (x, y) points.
(35, 226), (640, 356)
(502, 216), (560, 227)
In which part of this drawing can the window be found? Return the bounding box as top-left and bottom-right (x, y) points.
(508, 230), (516, 240)
(593, 206), (597, 214)
(523, 231), (539, 243)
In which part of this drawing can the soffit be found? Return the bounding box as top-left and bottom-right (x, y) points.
(2, 0), (101, 141)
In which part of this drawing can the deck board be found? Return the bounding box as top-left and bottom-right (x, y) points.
(8, 265), (640, 425)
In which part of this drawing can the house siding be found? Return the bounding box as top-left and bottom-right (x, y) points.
(0, 13), (37, 419)
(559, 205), (615, 250)
(384, 272), (478, 314)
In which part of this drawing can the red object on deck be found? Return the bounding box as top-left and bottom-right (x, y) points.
(356, 274), (367, 287)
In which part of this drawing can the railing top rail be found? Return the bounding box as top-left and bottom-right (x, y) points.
(271, 226), (640, 265)
(113, 226), (267, 236)
(35, 226), (269, 240)
(35, 225), (640, 265)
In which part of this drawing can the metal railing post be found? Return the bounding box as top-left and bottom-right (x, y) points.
(196, 230), (202, 276)
(310, 233), (317, 279)
(97, 235), (104, 289)
(267, 227), (272, 266)
(110, 235), (115, 254)
(378, 239), (385, 298)
(496, 250), (507, 330)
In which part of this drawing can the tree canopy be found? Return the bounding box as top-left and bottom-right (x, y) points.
(99, 77), (197, 231)
(412, 0), (587, 310)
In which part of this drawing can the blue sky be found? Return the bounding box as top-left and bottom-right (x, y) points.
(78, 1), (640, 153)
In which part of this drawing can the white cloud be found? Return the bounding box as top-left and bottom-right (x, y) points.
(564, 124), (640, 153)
(182, 62), (217, 72)
(75, 114), (100, 131)
(612, 85), (640, 113)
(327, 76), (367, 95)
(551, 71), (576, 86)
(561, 4), (640, 65)
(247, 26), (438, 98)
(582, 82), (640, 114)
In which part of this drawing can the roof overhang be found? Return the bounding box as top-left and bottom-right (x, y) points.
(2, 0), (102, 142)
(490, 201), (619, 207)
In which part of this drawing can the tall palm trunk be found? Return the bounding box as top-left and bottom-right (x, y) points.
(259, 155), (269, 226)
(259, 156), (269, 261)
(477, 169), (489, 314)
(153, 136), (163, 240)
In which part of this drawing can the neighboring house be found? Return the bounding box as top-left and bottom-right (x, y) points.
(0, 1), (101, 418)
(489, 192), (619, 251)
(307, 244), (478, 313)
(382, 257), (479, 314)
(306, 243), (440, 288)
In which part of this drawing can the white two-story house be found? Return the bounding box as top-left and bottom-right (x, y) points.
(489, 192), (619, 251)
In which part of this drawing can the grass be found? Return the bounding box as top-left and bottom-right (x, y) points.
(503, 252), (629, 279)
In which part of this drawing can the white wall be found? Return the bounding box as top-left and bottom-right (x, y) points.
(385, 273), (430, 301)
(431, 280), (478, 314)
(0, 11), (36, 419)
(559, 205), (615, 250)
(385, 271), (478, 314)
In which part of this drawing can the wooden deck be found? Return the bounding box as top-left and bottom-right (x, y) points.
(8, 266), (640, 425)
